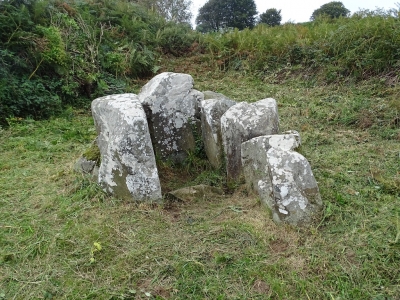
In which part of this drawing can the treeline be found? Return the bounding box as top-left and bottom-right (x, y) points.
(0, 0), (196, 125)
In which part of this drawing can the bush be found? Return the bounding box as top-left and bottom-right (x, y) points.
(0, 76), (62, 125)
(0, 0), (198, 124)
(156, 22), (198, 56)
(197, 11), (400, 81)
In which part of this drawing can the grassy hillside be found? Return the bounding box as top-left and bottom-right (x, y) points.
(1, 62), (399, 298)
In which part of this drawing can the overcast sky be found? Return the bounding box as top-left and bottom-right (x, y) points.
(191, 0), (399, 25)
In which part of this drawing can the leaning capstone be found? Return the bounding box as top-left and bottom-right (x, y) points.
(91, 93), (162, 202)
(241, 133), (300, 195)
(138, 72), (204, 163)
(221, 98), (279, 182)
(200, 98), (236, 168)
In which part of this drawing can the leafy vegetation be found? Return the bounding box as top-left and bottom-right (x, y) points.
(310, 1), (350, 21)
(196, 0), (258, 32)
(197, 11), (400, 85)
(135, 0), (193, 23)
(258, 8), (282, 27)
(0, 0), (197, 125)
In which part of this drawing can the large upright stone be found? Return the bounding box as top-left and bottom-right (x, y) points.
(200, 98), (236, 168)
(221, 98), (279, 182)
(241, 132), (300, 195)
(138, 72), (204, 163)
(91, 93), (162, 202)
(265, 148), (322, 226)
(242, 132), (322, 226)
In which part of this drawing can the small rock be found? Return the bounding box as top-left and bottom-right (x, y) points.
(165, 184), (224, 202)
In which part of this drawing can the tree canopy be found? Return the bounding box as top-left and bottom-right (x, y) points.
(196, 0), (257, 32)
(310, 1), (350, 20)
(136, 0), (193, 23)
(259, 8), (282, 27)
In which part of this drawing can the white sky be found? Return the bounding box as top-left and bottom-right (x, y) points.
(191, 0), (399, 25)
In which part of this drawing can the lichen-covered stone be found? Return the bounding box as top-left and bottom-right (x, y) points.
(221, 98), (279, 182)
(74, 157), (97, 174)
(241, 133), (300, 195)
(265, 148), (322, 226)
(138, 72), (204, 163)
(200, 98), (236, 169)
(91, 93), (162, 202)
(241, 132), (321, 225)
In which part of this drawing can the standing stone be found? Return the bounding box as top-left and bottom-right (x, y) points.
(241, 132), (300, 195)
(200, 98), (236, 169)
(241, 132), (322, 226)
(138, 72), (204, 163)
(91, 93), (162, 202)
(265, 148), (322, 226)
(221, 98), (279, 182)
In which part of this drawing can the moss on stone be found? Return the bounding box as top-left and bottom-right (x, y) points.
(83, 141), (101, 165)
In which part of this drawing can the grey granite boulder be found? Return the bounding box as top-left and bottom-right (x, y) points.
(265, 147), (322, 226)
(138, 72), (204, 163)
(242, 132), (322, 226)
(91, 93), (162, 202)
(241, 132), (300, 195)
(221, 98), (279, 182)
(200, 98), (236, 169)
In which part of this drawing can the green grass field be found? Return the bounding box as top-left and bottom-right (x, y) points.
(1, 63), (399, 299)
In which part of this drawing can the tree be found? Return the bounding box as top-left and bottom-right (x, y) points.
(196, 0), (257, 32)
(136, 0), (193, 23)
(310, 1), (350, 20)
(259, 8), (282, 27)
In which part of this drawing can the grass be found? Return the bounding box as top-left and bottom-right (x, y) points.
(1, 62), (399, 299)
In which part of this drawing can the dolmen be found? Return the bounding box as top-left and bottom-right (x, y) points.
(76, 72), (323, 226)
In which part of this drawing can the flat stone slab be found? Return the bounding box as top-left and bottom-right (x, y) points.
(241, 132), (301, 195)
(241, 132), (321, 225)
(165, 184), (224, 202)
(265, 148), (322, 226)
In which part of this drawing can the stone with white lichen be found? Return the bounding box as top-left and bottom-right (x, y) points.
(91, 93), (162, 202)
(200, 97), (236, 169)
(221, 98), (280, 182)
(242, 132), (322, 226)
(138, 72), (204, 163)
